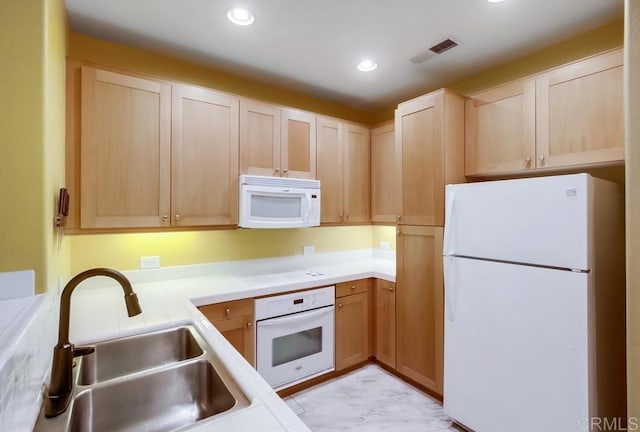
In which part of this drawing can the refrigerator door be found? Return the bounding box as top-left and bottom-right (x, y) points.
(444, 257), (590, 432)
(444, 174), (590, 271)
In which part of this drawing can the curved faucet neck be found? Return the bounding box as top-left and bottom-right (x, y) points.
(57, 268), (136, 346)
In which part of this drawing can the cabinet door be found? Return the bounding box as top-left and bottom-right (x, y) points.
(199, 299), (255, 366)
(344, 124), (371, 224)
(172, 85), (239, 226)
(212, 316), (255, 367)
(375, 279), (396, 369)
(281, 108), (316, 179)
(371, 122), (396, 223)
(80, 66), (171, 228)
(335, 291), (370, 371)
(239, 99), (281, 176)
(396, 225), (444, 394)
(465, 79), (536, 176)
(316, 117), (344, 223)
(536, 49), (624, 168)
(395, 93), (444, 226)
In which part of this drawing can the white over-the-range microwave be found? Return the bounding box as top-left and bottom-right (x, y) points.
(239, 175), (321, 229)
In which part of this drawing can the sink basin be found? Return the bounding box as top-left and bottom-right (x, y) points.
(77, 326), (203, 385)
(34, 324), (249, 432)
(70, 361), (237, 432)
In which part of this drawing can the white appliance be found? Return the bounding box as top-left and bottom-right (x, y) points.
(255, 286), (335, 390)
(239, 175), (321, 229)
(443, 174), (626, 432)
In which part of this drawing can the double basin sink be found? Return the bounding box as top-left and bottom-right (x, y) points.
(35, 324), (249, 432)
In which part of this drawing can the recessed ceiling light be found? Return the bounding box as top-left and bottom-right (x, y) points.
(357, 60), (378, 72)
(487, 0), (505, 2)
(227, 7), (254, 26)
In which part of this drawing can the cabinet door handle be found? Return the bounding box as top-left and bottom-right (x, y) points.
(283, 169), (288, 176)
(275, 168), (280, 175)
(346, 213), (350, 218)
(174, 214), (181, 221)
(225, 308), (230, 316)
(246, 322), (252, 327)
(387, 287), (394, 292)
(396, 215), (401, 220)
(350, 285), (356, 291)
(524, 156), (531, 165)
(338, 303), (343, 308)
(162, 214), (169, 220)
(538, 155), (545, 162)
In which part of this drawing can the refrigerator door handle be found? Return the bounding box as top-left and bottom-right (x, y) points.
(443, 190), (455, 256)
(444, 256), (457, 322)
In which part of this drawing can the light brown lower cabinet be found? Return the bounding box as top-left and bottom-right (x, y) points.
(198, 299), (255, 367)
(396, 225), (444, 395)
(335, 280), (371, 371)
(374, 279), (396, 369)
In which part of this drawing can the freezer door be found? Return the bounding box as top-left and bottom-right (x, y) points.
(443, 257), (590, 432)
(444, 174), (590, 270)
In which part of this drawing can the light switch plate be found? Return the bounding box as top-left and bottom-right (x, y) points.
(303, 246), (315, 255)
(140, 256), (160, 269)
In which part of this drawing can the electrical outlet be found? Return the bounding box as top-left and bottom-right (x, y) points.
(140, 256), (160, 269)
(303, 245), (315, 255)
(380, 241), (390, 251)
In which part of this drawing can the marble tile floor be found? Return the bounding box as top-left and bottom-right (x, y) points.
(284, 364), (461, 432)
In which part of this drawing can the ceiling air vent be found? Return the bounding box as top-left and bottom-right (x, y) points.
(429, 38), (459, 54)
(410, 36), (461, 64)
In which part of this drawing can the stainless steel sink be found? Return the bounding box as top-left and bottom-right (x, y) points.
(77, 326), (204, 385)
(34, 324), (249, 432)
(70, 361), (237, 432)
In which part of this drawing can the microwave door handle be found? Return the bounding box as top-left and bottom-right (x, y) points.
(257, 306), (334, 328)
(306, 193), (312, 219)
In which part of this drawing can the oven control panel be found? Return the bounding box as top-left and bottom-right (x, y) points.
(255, 285), (335, 321)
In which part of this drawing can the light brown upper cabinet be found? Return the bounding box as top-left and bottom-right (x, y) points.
(77, 65), (239, 229)
(171, 84), (239, 227)
(316, 117), (370, 224)
(371, 122), (395, 224)
(395, 89), (465, 226)
(465, 79), (536, 175)
(80, 66), (172, 229)
(396, 225), (444, 395)
(465, 48), (623, 176)
(240, 100), (316, 179)
(536, 49), (624, 169)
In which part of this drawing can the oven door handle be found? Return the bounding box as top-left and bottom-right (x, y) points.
(257, 305), (334, 327)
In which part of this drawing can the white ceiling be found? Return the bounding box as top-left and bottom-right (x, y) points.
(65, 0), (624, 112)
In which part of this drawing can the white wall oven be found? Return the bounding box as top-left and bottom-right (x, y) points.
(255, 286), (335, 390)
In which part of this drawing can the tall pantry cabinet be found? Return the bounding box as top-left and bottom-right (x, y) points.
(394, 89), (464, 395)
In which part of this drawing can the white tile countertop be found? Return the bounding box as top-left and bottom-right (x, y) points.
(58, 249), (395, 432)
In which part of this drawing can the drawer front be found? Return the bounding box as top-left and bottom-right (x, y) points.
(336, 279), (370, 298)
(376, 279), (395, 292)
(199, 298), (254, 322)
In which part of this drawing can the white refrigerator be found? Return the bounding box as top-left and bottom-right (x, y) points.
(442, 174), (626, 432)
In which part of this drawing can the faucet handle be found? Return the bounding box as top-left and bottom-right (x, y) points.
(73, 345), (95, 358)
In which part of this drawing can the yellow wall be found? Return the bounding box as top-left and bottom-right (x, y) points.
(44, 0), (69, 292)
(0, 0), (67, 294)
(67, 32), (373, 125)
(69, 226), (374, 274)
(626, 0), (640, 419)
(371, 19), (625, 124)
(372, 226), (396, 251)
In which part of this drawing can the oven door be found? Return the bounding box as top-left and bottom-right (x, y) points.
(256, 306), (335, 389)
